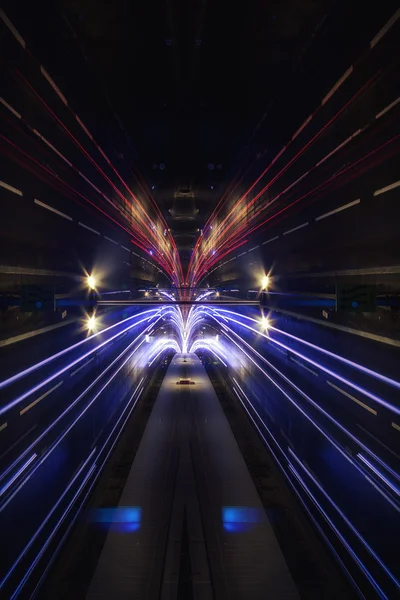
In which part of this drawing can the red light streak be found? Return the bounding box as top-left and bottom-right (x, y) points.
(208, 73), (380, 254)
(188, 73), (386, 285)
(7, 72), (180, 280)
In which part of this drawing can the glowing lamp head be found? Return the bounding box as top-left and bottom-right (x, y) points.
(261, 316), (270, 332)
(261, 275), (269, 290)
(87, 315), (97, 332)
(87, 274), (96, 290)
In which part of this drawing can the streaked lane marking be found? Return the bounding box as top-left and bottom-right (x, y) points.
(40, 66), (68, 105)
(105, 236), (118, 245)
(268, 306), (400, 348)
(0, 181), (22, 196)
(291, 115), (312, 141)
(370, 8), (400, 49)
(0, 9), (26, 48)
(79, 222), (100, 235)
(357, 424), (400, 461)
(0, 97), (21, 119)
(375, 97), (400, 120)
(0, 422), (7, 433)
(32, 130), (73, 166)
(70, 357), (94, 377)
(392, 422), (400, 432)
(283, 222), (308, 236)
(248, 245), (259, 252)
(20, 381), (64, 416)
(262, 235), (279, 245)
(281, 170), (309, 195)
(76, 115), (93, 140)
(78, 172), (104, 197)
(34, 199), (72, 221)
(274, 346), (287, 357)
(272, 265), (400, 279)
(373, 180), (400, 197)
(0, 318), (76, 348)
(238, 252), (247, 257)
(316, 199), (360, 221)
(322, 66), (353, 105)
(316, 129), (362, 168)
(121, 245), (130, 252)
(326, 381), (377, 415)
(290, 357), (318, 377)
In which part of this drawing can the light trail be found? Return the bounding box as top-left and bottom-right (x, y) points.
(194, 130), (399, 282)
(212, 308), (400, 392)
(0, 131), (178, 276)
(188, 59), (397, 284)
(207, 309), (400, 417)
(0, 322), (156, 488)
(2, 74), (182, 280)
(0, 6), (184, 282)
(187, 307), (400, 496)
(0, 329), (152, 507)
(0, 447), (98, 591)
(0, 308), (160, 391)
(0, 313), (162, 418)
(196, 316), (400, 596)
(287, 463), (388, 599)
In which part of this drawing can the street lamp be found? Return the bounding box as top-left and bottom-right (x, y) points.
(261, 275), (269, 290)
(87, 274), (96, 290)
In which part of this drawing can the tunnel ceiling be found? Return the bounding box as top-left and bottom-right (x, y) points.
(1, 0), (399, 292)
(27, 0), (332, 268)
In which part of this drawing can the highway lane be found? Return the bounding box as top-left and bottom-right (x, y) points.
(0, 312), (173, 598)
(211, 311), (400, 485)
(230, 369), (400, 598)
(0, 305), (151, 379)
(191, 307), (400, 597)
(211, 307), (400, 425)
(86, 353), (298, 600)
(0, 308), (164, 476)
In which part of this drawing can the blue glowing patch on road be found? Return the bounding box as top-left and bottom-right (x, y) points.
(222, 506), (262, 532)
(92, 506), (142, 532)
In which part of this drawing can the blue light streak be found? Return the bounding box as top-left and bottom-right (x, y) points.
(0, 448), (97, 591)
(209, 309), (400, 417)
(0, 454), (37, 498)
(0, 313), (161, 418)
(214, 308), (400, 392)
(205, 313), (400, 511)
(0, 308), (159, 392)
(0, 330), (150, 500)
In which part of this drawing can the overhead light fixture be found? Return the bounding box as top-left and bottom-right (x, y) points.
(87, 274), (96, 290)
(86, 314), (97, 332)
(261, 316), (270, 332)
(261, 275), (269, 290)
